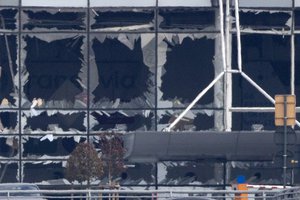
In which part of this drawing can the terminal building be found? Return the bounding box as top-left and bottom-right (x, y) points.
(0, 0), (300, 188)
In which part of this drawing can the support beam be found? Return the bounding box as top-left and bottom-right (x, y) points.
(224, 0), (232, 131)
(234, 0), (242, 72)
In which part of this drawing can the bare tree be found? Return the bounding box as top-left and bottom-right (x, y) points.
(65, 143), (103, 185)
(99, 132), (126, 186)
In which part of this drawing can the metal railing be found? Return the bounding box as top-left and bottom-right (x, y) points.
(0, 188), (296, 200)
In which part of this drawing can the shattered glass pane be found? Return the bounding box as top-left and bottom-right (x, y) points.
(158, 8), (215, 31)
(294, 35), (300, 105)
(90, 0), (156, 7)
(158, 109), (215, 131)
(295, 10), (300, 29)
(0, 137), (18, 158)
(232, 34), (290, 107)
(229, 161), (285, 185)
(22, 111), (87, 134)
(23, 136), (86, 158)
(232, 74), (273, 107)
(0, 162), (18, 183)
(237, 10), (291, 30)
(0, 34), (18, 107)
(0, 111), (18, 133)
(21, 34), (87, 108)
(0, 9), (18, 30)
(158, 34), (215, 108)
(23, 162), (65, 183)
(158, 161), (224, 185)
(90, 34), (155, 108)
(232, 112), (275, 131)
(91, 9), (154, 32)
(22, 9), (86, 31)
(90, 110), (154, 132)
(119, 163), (155, 185)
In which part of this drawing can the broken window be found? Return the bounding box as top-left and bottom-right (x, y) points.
(90, 110), (154, 132)
(90, 0), (155, 7)
(23, 162), (64, 183)
(119, 163), (155, 185)
(158, 8), (215, 31)
(158, 34), (215, 108)
(158, 161), (224, 186)
(229, 161), (284, 185)
(0, 34), (18, 107)
(22, 9), (86, 31)
(0, 9), (18, 30)
(90, 9), (154, 31)
(232, 34), (290, 107)
(294, 35), (300, 106)
(158, 110), (215, 131)
(294, 10), (300, 30)
(0, 162), (18, 183)
(90, 34), (155, 108)
(0, 137), (18, 158)
(22, 111), (87, 134)
(232, 112), (275, 131)
(22, 34), (87, 108)
(23, 137), (86, 158)
(237, 10), (291, 30)
(0, 111), (18, 133)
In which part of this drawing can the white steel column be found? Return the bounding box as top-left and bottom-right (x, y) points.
(291, 0), (295, 95)
(225, 0), (232, 131)
(234, 0), (242, 72)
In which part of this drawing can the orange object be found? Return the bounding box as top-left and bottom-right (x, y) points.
(234, 183), (248, 200)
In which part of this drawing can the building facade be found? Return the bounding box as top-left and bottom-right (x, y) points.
(0, 0), (300, 188)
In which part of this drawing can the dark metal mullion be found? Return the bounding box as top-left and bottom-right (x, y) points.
(85, 0), (91, 188)
(154, 1), (158, 132)
(87, 0), (90, 142)
(154, 0), (159, 190)
(18, 0), (22, 183)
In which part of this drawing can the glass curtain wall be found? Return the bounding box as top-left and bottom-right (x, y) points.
(0, 0), (299, 187)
